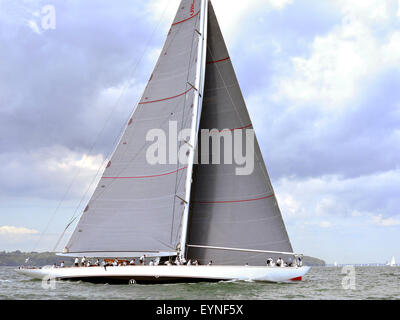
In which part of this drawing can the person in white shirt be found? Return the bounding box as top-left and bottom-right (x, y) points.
(129, 259), (135, 266)
(297, 256), (302, 267)
(208, 260), (213, 266)
(276, 257), (285, 267)
(194, 260), (199, 266)
(74, 258), (79, 267)
(95, 259), (100, 266)
(149, 260), (154, 266)
(60, 261), (65, 268)
(187, 259), (192, 266)
(113, 259), (118, 267)
(81, 256), (86, 267)
(139, 255), (146, 265)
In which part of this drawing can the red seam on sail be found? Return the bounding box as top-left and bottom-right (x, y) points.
(138, 88), (193, 105)
(102, 167), (187, 179)
(172, 10), (200, 26)
(206, 57), (230, 64)
(218, 124), (252, 132)
(190, 0), (196, 16)
(194, 194), (275, 204)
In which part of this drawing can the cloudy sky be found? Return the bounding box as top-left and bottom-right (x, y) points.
(0, 0), (399, 264)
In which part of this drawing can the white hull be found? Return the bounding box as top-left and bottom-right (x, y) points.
(15, 265), (310, 284)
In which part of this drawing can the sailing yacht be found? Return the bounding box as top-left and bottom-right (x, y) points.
(16, 0), (310, 284)
(387, 256), (396, 267)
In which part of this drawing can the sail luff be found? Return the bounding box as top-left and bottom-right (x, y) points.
(179, 0), (209, 261)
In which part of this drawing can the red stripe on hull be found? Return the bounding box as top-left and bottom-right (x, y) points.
(290, 276), (302, 281)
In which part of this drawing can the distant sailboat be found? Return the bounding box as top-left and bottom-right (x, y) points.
(16, 0), (310, 284)
(387, 256), (396, 267)
(333, 261), (338, 267)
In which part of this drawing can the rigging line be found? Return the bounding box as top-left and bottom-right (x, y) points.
(53, 156), (107, 251)
(53, 1), (172, 252)
(52, 216), (79, 253)
(171, 14), (200, 244)
(30, 176), (77, 254)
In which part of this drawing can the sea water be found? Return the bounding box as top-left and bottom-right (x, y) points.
(0, 266), (399, 300)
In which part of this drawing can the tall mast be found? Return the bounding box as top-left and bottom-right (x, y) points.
(179, 0), (208, 261)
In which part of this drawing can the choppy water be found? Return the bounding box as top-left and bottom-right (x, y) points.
(1, 266), (399, 300)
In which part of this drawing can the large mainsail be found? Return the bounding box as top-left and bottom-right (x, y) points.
(64, 0), (205, 258)
(186, 2), (293, 265)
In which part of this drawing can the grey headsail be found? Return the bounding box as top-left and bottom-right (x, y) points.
(186, 2), (293, 265)
(63, 0), (205, 258)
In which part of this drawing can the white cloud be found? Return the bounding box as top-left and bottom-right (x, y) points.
(335, 0), (392, 22)
(35, 146), (105, 173)
(275, 169), (400, 226)
(0, 146), (106, 200)
(319, 221), (335, 228)
(0, 226), (39, 235)
(208, 0), (293, 43)
(398, 0), (400, 18)
(371, 214), (400, 227)
(27, 20), (41, 34)
(269, 0), (294, 9)
(274, 0), (400, 108)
